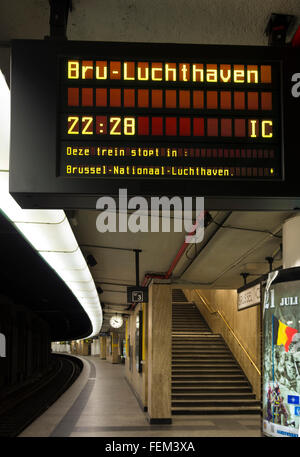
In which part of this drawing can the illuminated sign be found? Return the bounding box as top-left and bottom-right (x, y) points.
(60, 57), (280, 180)
(127, 286), (148, 304)
(8, 40), (300, 209)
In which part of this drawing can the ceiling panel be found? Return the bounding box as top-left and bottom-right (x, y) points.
(1, 0), (299, 44)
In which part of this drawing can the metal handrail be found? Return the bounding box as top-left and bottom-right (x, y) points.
(195, 290), (261, 376)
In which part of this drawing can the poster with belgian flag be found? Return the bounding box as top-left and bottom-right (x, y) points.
(263, 268), (300, 437)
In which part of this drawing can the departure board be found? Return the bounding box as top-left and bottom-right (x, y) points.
(9, 40), (300, 210)
(60, 59), (281, 180)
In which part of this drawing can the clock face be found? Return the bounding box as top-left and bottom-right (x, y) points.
(110, 315), (123, 328)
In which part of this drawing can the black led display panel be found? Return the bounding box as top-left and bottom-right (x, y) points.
(8, 40), (300, 209)
(60, 58), (281, 181)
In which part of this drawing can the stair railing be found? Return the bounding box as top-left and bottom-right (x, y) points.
(195, 291), (261, 376)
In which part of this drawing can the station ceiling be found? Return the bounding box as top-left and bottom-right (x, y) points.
(1, 0), (300, 333)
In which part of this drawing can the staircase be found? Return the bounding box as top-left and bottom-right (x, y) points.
(171, 289), (261, 415)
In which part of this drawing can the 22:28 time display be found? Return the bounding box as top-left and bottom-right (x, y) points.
(67, 115), (135, 136)
(67, 114), (274, 138)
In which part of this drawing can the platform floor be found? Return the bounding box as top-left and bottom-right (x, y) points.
(19, 356), (263, 438)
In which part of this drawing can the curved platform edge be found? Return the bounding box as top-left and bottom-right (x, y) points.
(18, 354), (91, 437)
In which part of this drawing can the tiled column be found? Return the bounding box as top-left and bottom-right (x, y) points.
(147, 281), (172, 424)
(283, 215), (300, 268)
(100, 336), (106, 359)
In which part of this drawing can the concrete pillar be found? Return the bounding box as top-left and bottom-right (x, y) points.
(80, 340), (89, 356)
(100, 336), (106, 359)
(283, 215), (300, 268)
(106, 333), (121, 363)
(111, 332), (120, 363)
(147, 281), (172, 424)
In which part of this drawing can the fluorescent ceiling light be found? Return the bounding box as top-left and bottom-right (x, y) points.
(0, 71), (102, 338)
(41, 250), (87, 270)
(0, 71), (10, 171)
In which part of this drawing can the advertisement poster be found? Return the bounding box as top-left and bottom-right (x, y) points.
(263, 269), (300, 437)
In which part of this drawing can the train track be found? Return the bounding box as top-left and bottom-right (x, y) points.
(0, 353), (83, 437)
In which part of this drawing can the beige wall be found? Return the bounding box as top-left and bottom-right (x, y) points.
(184, 288), (261, 400)
(147, 283), (172, 422)
(125, 303), (148, 409)
(125, 282), (172, 422)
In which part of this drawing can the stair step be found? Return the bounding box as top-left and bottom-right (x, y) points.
(172, 317), (207, 320)
(172, 362), (239, 367)
(172, 323), (207, 325)
(172, 338), (214, 341)
(172, 326), (209, 333)
(172, 321), (208, 324)
(172, 360), (237, 364)
(172, 341), (221, 344)
(172, 380), (250, 386)
(172, 362), (240, 366)
(172, 405), (261, 415)
(172, 386), (252, 393)
(172, 328), (210, 330)
(172, 313), (205, 315)
(172, 335), (220, 338)
(173, 339), (225, 342)
(172, 375), (246, 381)
(172, 327), (210, 330)
(172, 303), (193, 305)
(172, 366), (241, 370)
(172, 354), (233, 362)
(172, 354), (235, 358)
(172, 319), (208, 326)
(172, 366), (242, 375)
(172, 354), (232, 358)
(172, 399), (260, 406)
(172, 319), (208, 328)
(172, 345), (226, 349)
(172, 328), (210, 331)
(172, 357), (238, 362)
(172, 333), (212, 336)
(173, 342), (222, 345)
(172, 324), (209, 327)
(172, 309), (201, 311)
(172, 351), (233, 354)
(172, 346), (231, 355)
(172, 392), (256, 400)
(172, 315), (203, 317)
(173, 334), (219, 337)
(172, 331), (210, 333)
(172, 307), (199, 309)
(172, 334), (220, 337)
(172, 367), (240, 371)
(172, 326), (210, 329)
(172, 312), (202, 314)
(172, 347), (226, 350)
(172, 318), (207, 320)
(172, 306), (192, 309)
(173, 313), (200, 315)
(173, 338), (219, 341)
